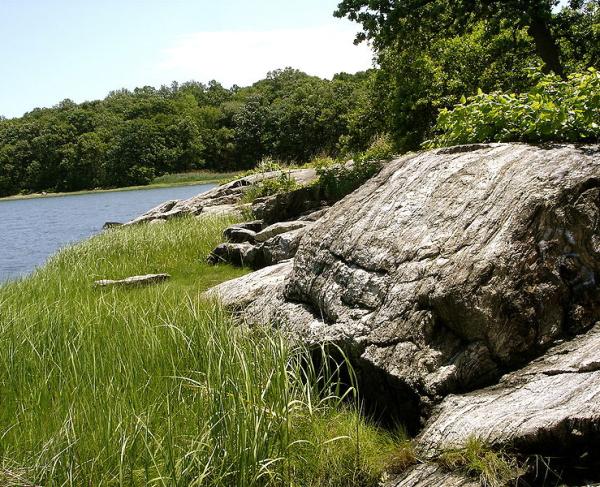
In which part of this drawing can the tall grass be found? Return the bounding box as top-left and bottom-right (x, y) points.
(0, 216), (399, 486)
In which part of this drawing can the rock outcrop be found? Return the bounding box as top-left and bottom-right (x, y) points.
(207, 143), (600, 427)
(125, 168), (318, 225)
(387, 464), (478, 487)
(417, 323), (600, 458)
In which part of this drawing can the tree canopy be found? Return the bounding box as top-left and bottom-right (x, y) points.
(0, 69), (378, 197)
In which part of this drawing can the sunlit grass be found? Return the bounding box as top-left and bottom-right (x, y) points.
(151, 170), (242, 186)
(0, 216), (399, 486)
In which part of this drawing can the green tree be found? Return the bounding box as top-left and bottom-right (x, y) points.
(335, 0), (569, 76)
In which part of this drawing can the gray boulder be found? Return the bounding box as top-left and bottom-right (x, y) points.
(416, 324), (600, 459)
(206, 261), (292, 316)
(207, 243), (259, 267)
(254, 221), (311, 243)
(125, 169), (317, 225)
(261, 228), (307, 266)
(207, 143), (600, 425)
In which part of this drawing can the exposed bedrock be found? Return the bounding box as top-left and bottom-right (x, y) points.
(208, 143), (600, 431)
(417, 324), (600, 453)
(125, 168), (318, 225)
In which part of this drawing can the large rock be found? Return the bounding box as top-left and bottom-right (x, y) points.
(416, 324), (600, 459)
(252, 184), (326, 225)
(206, 261), (292, 319)
(207, 143), (600, 425)
(261, 228), (307, 266)
(125, 169), (317, 225)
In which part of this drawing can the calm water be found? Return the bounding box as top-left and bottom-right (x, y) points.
(0, 184), (215, 282)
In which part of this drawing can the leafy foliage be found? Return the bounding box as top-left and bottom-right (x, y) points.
(337, 0), (599, 151)
(242, 171), (300, 203)
(317, 135), (394, 201)
(427, 68), (600, 147)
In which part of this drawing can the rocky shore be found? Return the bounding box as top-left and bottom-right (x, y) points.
(131, 143), (600, 485)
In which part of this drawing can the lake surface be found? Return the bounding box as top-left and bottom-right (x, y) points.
(0, 184), (216, 282)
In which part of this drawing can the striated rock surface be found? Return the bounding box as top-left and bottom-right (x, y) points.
(416, 324), (600, 458)
(207, 143), (600, 424)
(125, 168), (317, 225)
(387, 464), (478, 487)
(206, 261), (292, 320)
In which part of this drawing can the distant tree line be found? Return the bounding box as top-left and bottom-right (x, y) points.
(0, 0), (598, 197)
(0, 70), (377, 196)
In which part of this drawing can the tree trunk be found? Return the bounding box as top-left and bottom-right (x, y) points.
(527, 15), (565, 78)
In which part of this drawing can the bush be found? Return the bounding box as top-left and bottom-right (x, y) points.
(242, 171), (300, 203)
(317, 135), (394, 201)
(426, 68), (600, 148)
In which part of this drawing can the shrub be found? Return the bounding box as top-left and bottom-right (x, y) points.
(317, 135), (394, 201)
(426, 68), (600, 148)
(242, 171), (300, 203)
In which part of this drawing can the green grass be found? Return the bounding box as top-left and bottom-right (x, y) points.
(151, 170), (242, 186)
(1, 171), (241, 201)
(0, 216), (400, 486)
(437, 437), (527, 487)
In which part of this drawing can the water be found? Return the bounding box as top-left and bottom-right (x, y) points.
(0, 184), (216, 282)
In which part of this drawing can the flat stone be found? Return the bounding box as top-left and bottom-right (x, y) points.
(94, 273), (170, 288)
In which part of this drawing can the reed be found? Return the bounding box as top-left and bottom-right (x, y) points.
(0, 216), (400, 486)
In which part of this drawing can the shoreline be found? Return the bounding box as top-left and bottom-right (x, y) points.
(0, 172), (238, 202)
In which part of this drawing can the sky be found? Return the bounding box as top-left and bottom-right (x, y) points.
(0, 0), (374, 119)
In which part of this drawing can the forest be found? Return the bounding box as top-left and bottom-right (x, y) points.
(0, 0), (598, 197)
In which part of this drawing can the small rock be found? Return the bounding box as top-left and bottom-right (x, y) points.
(103, 222), (123, 229)
(94, 274), (170, 288)
(237, 220), (264, 232)
(207, 243), (260, 267)
(261, 228), (306, 265)
(225, 228), (257, 244)
(254, 221), (310, 243)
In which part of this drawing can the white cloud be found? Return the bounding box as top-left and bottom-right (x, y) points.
(157, 24), (374, 86)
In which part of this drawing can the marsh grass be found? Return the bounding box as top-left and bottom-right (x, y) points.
(0, 216), (398, 486)
(151, 171), (242, 186)
(438, 437), (527, 487)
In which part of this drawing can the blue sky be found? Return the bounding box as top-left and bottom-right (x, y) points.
(0, 0), (373, 118)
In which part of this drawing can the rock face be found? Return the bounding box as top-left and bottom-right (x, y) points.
(417, 324), (600, 458)
(94, 273), (170, 287)
(125, 168), (318, 225)
(387, 464), (478, 487)
(207, 143), (600, 425)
